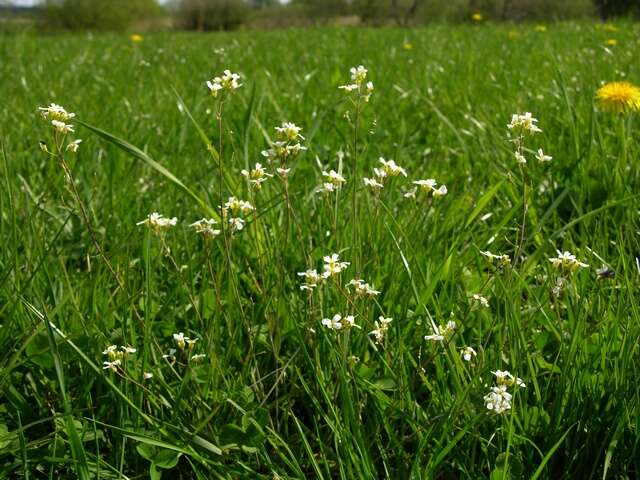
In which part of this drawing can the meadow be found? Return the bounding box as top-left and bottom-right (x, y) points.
(1, 22), (639, 479)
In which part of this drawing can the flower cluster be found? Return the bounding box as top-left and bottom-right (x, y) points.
(549, 250), (589, 275)
(317, 169), (346, 194)
(480, 250), (511, 267)
(484, 370), (525, 414)
(322, 313), (359, 331)
(460, 346), (477, 362)
(347, 278), (380, 297)
(369, 316), (392, 344)
(137, 212), (178, 234)
(206, 70), (242, 97)
(241, 162), (273, 189)
(261, 122), (307, 179)
(162, 332), (206, 364)
(507, 112), (549, 166)
(221, 196), (254, 232)
(408, 178), (448, 199)
(339, 65), (374, 102)
(38, 103), (82, 154)
(102, 344), (136, 372)
(424, 320), (456, 342)
(189, 218), (221, 239)
(298, 253), (350, 292)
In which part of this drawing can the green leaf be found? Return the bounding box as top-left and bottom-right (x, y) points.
(75, 119), (217, 220)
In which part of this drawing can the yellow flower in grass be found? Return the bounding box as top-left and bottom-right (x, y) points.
(596, 81), (640, 114)
(471, 13), (483, 22)
(535, 25), (547, 33)
(130, 34), (143, 43)
(403, 42), (413, 51)
(605, 38), (617, 46)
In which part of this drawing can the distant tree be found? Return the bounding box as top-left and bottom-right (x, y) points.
(593, 0), (638, 18)
(176, 0), (248, 30)
(42, 0), (160, 30)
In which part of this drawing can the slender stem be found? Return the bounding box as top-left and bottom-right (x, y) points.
(352, 99), (361, 274)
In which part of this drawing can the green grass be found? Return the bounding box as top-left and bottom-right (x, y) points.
(1, 22), (639, 479)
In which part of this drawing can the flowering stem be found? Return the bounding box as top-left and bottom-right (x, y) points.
(352, 99), (361, 274)
(514, 154), (528, 265)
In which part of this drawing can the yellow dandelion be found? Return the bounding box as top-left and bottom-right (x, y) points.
(535, 25), (547, 33)
(403, 42), (413, 51)
(606, 39), (617, 46)
(130, 34), (143, 43)
(471, 13), (483, 22)
(508, 30), (519, 40)
(596, 81), (640, 114)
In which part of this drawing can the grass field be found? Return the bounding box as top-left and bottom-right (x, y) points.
(1, 22), (640, 479)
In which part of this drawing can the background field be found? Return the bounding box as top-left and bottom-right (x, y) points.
(1, 23), (640, 479)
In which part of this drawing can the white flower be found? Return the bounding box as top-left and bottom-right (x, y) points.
(425, 320), (456, 342)
(471, 294), (489, 309)
(347, 278), (380, 297)
(102, 359), (121, 372)
(364, 81), (374, 101)
(241, 162), (273, 189)
(229, 217), (245, 232)
(162, 348), (177, 360)
(102, 345), (119, 360)
(298, 269), (323, 291)
(379, 157), (407, 177)
(480, 251), (511, 266)
(206, 69), (242, 97)
(364, 177), (384, 190)
(316, 182), (336, 194)
(51, 120), (74, 134)
(277, 167), (291, 178)
(137, 212), (177, 231)
(373, 167), (387, 181)
(535, 148), (552, 163)
(492, 370), (526, 388)
(190, 218), (220, 239)
(66, 139), (82, 153)
(460, 346), (477, 362)
(484, 385), (512, 414)
(39, 103), (75, 121)
(223, 196), (254, 215)
(369, 316), (392, 344)
(403, 188), (417, 199)
(122, 346), (137, 355)
(338, 84), (358, 92)
(322, 314), (358, 331)
(351, 65), (368, 83)
(143, 372), (154, 379)
(191, 353), (206, 362)
(322, 314), (343, 330)
(514, 151), (527, 164)
(275, 122), (304, 141)
(322, 169), (346, 186)
(549, 250), (589, 274)
(173, 332), (188, 350)
(507, 112), (542, 135)
(413, 179), (437, 191)
(323, 253), (350, 277)
(433, 184), (448, 198)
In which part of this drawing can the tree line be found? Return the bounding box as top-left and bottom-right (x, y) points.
(37, 0), (640, 31)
